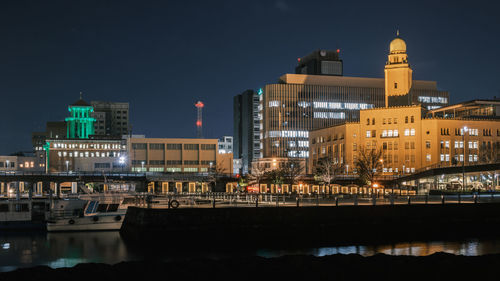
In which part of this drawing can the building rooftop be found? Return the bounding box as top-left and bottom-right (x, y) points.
(278, 74), (438, 90)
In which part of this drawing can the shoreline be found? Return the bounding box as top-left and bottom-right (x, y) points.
(2, 252), (500, 280)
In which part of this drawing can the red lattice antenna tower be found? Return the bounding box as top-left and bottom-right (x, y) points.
(195, 101), (204, 138)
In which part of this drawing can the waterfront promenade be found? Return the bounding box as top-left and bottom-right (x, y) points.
(141, 192), (500, 209)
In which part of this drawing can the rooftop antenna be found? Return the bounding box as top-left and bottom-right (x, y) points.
(195, 101), (204, 138)
(80, 91), (83, 100)
(396, 29), (400, 37)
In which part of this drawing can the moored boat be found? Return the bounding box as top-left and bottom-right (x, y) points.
(47, 199), (127, 232)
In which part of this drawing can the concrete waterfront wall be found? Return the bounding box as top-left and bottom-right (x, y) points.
(121, 204), (500, 247)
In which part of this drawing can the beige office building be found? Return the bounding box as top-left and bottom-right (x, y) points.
(127, 137), (233, 174)
(309, 104), (500, 175)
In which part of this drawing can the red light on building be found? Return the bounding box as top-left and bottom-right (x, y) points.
(247, 186), (259, 193)
(196, 120), (202, 127)
(297, 58), (301, 62)
(195, 101), (204, 108)
(336, 49), (340, 53)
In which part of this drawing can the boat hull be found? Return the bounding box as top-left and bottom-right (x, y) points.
(47, 213), (125, 232)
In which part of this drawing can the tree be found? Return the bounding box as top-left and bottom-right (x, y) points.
(314, 157), (343, 186)
(355, 147), (383, 186)
(265, 169), (284, 193)
(248, 162), (266, 189)
(208, 159), (226, 192)
(281, 158), (303, 186)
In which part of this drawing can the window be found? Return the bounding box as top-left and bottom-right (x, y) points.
(184, 160), (199, 165)
(394, 118), (398, 124)
(149, 143), (165, 150)
(410, 116), (414, 123)
(426, 154), (431, 162)
(184, 144), (199, 150)
(394, 130), (399, 137)
(405, 116), (408, 123)
(167, 143), (182, 150)
(410, 129), (415, 136)
(201, 144), (216, 150)
(383, 118), (386, 125)
(149, 160), (165, 165)
(95, 163), (111, 169)
(366, 130), (371, 138)
(404, 129), (410, 136)
(132, 143), (147, 150)
(372, 118), (375, 125)
(394, 82), (398, 89)
(426, 141), (431, 149)
(166, 160), (182, 165)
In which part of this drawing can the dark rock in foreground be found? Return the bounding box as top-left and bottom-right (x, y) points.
(2, 253), (500, 281)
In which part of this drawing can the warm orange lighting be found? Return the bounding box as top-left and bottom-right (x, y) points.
(373, 183), (379, 188)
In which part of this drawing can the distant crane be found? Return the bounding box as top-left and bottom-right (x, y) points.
(195, 101), (204, 138)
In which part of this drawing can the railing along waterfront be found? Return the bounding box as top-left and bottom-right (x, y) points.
(138, 192), (500, 209)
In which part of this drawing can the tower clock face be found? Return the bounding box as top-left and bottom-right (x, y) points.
(320, 50), (326, 56)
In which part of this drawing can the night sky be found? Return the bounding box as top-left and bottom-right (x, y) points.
(0, 0), (499, 155)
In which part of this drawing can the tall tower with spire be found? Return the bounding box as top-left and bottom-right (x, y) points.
(384, 30), (413, 107)
(65, 92), (96, 139)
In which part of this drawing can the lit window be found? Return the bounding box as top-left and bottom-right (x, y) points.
(410, 129), (415, 136)
(366, 131), (371, 138)
(426, 154), (431, 162)
(404, 129), (410, 136)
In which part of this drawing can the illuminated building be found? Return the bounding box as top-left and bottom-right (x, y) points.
(260, 33), (448, 160)
(0, 155), (40, 172)
(44, 138), (127, 172)
(127, 137), (233, 174)
(218, 136), (233, 154)
(65, 97), (96, 139)
(309, 102), (500, 175)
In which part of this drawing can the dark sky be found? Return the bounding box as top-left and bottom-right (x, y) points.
(1, 0), (499, 155)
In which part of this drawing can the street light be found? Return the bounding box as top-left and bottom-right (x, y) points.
(141, 161), (145, 172)
(462, 126), (468, 191)
(119, 156), (126, 173)
(5, 160), (9, 170)
(379, 159), (384, 174)
(65, 160), (69, 173)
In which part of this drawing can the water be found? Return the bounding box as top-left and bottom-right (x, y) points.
(2, 231), (500, 272)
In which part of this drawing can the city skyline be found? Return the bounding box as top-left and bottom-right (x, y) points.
(1, 1), (499, 154)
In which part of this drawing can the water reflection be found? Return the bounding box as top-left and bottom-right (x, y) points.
(0, 232), (138, 272)
(255, 240), (500, 258)
(2, 232), (500, 273)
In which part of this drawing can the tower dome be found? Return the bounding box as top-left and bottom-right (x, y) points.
(389, 31), (406, 53)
